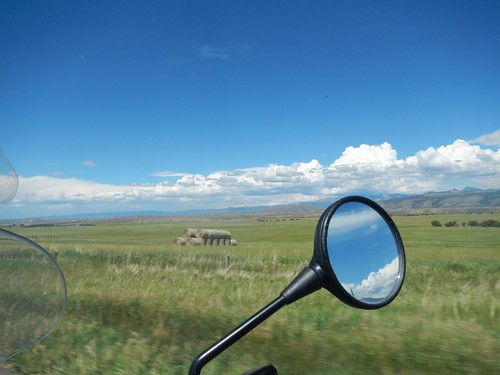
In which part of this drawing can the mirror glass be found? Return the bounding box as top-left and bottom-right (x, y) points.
(327, 201), (401, 304)
(0, 229), (67, 364)
(0, 148), (18, 203)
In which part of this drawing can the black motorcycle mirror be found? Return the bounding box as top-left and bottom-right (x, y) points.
(189, 196), (406, 375)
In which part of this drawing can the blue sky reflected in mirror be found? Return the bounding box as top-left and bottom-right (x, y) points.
(327, 202), (400, 303)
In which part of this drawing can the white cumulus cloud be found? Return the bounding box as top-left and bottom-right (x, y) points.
(332, 142), (399, 168)
(4, 134), (499, 218)
(473, 129), (500, 146)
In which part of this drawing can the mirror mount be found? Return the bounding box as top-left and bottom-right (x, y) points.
(280, 263), (325, 304)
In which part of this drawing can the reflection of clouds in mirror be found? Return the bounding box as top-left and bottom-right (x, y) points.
(341, 257), (399, 303)
(329, 202), (396, 284)
(329, 206), (380, 236)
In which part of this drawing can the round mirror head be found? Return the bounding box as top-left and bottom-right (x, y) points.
(313, 196), (405, 309)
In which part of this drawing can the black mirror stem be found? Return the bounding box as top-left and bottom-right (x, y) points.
(189, 296), (287, 375)
(280, 263), (325, 304)
(188, 263), (326, 375)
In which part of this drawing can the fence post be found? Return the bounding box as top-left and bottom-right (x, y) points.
(225, 255), (231, 271)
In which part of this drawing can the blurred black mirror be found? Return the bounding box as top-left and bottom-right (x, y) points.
(312, 196), (405, 309)
(0, 229), (67, 364)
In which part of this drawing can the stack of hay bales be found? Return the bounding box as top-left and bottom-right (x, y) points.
(173, 228), (237, 246)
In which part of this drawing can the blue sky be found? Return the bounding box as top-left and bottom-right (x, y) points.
(1, 0), (499, 218)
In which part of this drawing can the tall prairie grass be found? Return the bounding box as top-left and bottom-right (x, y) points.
(2, 213), (499, 374)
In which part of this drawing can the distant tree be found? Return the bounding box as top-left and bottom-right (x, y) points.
(431, 220), (442, 227)
(445, 221), (458, 227)
(480, 220), (500, 227)
(468, 220), (479, 227)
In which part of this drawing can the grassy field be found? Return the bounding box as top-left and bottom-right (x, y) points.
(2, 212), (499, 374)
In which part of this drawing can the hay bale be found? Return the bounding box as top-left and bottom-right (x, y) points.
(224, 239), (231, 246)
(195, 229), (231, 240)
(183, 228), (197, 239)
(230, 239), (237, 246)
(174, 237), (187, 246)
(188, 238), (204, 246)
(212, 239), (220, 246)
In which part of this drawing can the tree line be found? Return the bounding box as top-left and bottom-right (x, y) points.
(431, 219), (500, 227)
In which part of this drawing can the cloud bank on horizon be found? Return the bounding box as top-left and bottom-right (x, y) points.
(4, 131), (500, 218)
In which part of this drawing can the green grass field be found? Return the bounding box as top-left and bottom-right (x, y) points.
(2, 212), (499, 375)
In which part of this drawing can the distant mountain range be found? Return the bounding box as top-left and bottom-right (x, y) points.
(378, 188), (499, 212)
(255, 188), (499, 216)
(2, 188), (498, 225)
